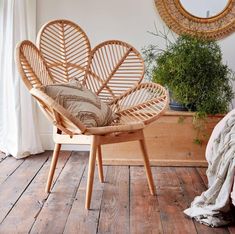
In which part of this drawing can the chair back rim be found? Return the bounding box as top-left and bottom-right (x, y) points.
(36, 18), (91, 50)
(16, 40), (87, 135)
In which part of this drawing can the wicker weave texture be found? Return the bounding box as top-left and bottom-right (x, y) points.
(16, 40), (53, 89)
(16, 41), (86, 135)
(83, 40), (145, 103)
(155, 0), (235, 40)
(111, 82), (168, 125)
(17, 19), (168, 135)
(37, 19), (91, 84)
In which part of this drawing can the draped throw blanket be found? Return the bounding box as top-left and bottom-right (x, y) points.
(184, 110), (235, 227)
(0, 0), (43, 158)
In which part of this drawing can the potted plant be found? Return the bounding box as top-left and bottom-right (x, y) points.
(143, 33), (234, 144)
(143, 34), (234, 114)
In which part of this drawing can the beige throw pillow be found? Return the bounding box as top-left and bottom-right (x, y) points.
(41, 79), (115, 128)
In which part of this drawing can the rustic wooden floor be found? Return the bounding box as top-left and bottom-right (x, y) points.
(0, 151), (234, 234)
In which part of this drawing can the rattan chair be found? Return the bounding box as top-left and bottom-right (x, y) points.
(16, 20), (168, 209)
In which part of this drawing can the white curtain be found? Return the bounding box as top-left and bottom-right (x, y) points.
(0, 0), (44, 158)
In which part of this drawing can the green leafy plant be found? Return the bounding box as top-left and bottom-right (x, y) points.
(143, 32), (234, 144)
(151, 34), (234, 114)
(178, 116), (186, 124)
(192, 112), (208, 145)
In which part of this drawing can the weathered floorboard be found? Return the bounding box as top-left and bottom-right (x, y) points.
(0, 152), (233, 233)
(154, 167), (198, 234)
(176, 167), (230, 234)
(0, 152), (7, 162)
(64, 162), (107, 234)
(0, 156), (24, 185)
(30, 152), (87, 233)
(97, 166), (130, 234)
(229, 221), (235, 234)
(0, 154), (49, 223)
(196, 167), (208, 187)
(130, 166), (163, 234)
(0, 151), (71, 234)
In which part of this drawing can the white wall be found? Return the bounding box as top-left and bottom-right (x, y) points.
(36, 0), (235, 150)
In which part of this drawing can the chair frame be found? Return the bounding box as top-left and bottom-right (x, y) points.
(16, 20), (168, 209)
(50, 128), (155, 208)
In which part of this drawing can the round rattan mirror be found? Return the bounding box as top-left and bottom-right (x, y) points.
(179, 0), (229, 18)
(155, 0), (235, 40)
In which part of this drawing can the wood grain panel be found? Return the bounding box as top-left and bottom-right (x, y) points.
(154, 167), (198, 234)
(97, 166), (129, 234)
(0, 152), (7, 162)
(130, 166), (163, 234)
(30, 152), (87, 233)
(0, 157), (24, 185)
(176, 167), (229, 234)
(0, 154), (49, 223)
(0, 151), (70, 233)
(64, 165), (107, 234)
(102, 111), (223, 166)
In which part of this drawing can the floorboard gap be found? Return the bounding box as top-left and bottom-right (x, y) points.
(95, 167), (108, 234)
(1, 159), (25, 184)
(28, 151), (72, 234)
(62, 163), (87, 234)
(0, 155), (49, 224)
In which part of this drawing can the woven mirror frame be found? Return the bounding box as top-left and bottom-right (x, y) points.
(155, 0), (235, 40)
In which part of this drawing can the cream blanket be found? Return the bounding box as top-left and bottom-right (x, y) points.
(184, 110), (235, 227)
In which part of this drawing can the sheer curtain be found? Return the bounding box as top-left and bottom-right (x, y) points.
(0, 0), (44, 158)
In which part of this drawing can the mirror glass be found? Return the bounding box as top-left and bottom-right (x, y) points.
(179, 0), (229, 18)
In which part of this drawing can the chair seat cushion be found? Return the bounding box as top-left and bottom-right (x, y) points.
(41, 79), (115, 127)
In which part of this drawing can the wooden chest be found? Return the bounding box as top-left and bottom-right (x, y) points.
(102, 111), (224, 167)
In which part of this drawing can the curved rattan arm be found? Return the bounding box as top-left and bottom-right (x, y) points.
(16, 40), (87, 135)
(30, 88), (144, 136)
(15, 40), (54, 90)
(30, 88), (87, 135)
(110, 82), (168, 125)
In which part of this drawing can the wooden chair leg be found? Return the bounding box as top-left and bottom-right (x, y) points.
(139, 138), (156, 195)
(85, 136), (98, 209)
(45, 143), (61, 193)
(97, 145), (104, 183)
